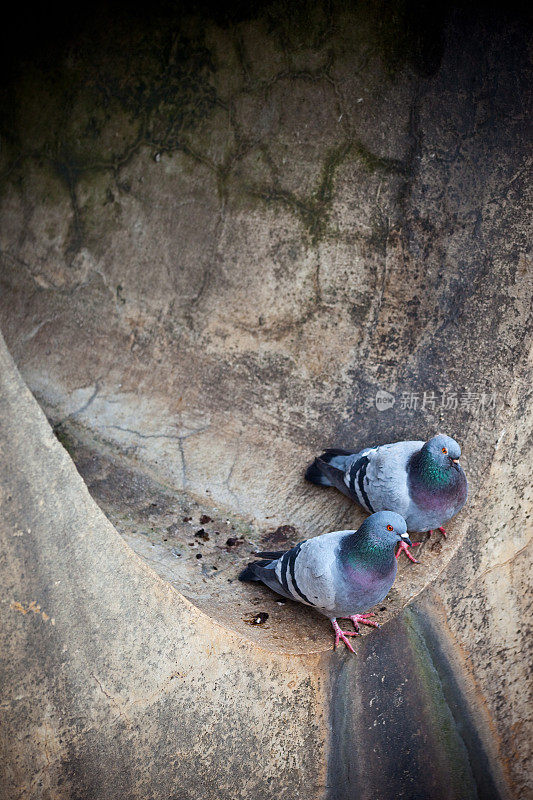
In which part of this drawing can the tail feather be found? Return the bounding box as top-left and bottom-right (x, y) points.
(322, 448), (357, 458)
(305, 448), (356, 487)
(313, 459), (353, 498)
(305, 459), (332, 486)
(238, 559), (273, 582)
(239, 558), (295, 603)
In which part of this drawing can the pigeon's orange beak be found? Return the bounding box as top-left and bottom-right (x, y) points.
(452, 458), (460, 464)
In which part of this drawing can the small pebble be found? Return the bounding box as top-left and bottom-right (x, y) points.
(226, 536), (244, 547)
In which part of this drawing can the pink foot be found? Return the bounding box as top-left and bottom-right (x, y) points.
(331, 618), (358, 653)
(395, 541), (420, 563)
(349, 613), (380, 632)
(426, 527), (447, 539)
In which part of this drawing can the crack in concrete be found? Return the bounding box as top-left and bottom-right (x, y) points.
(92, 670), (186, 719)
(21, 318), (54, 343)
(0, 248), (60, 291)
(107, 425), (183, 441)
(461, 538), (532, 590)
(51, 158), (84, 265)
(92, 674), (133, 726)
(52, 384), (103, 433)
(107, 424), (209, 441)
(178, 437), (188, 490)
(245, 137), (403, 245)
(221, 438), (242, 513)
(3, 37), (414, 272)
(358, 216), (391, 362)
(104, 423), (210, 491)
(188, 198), (226, 311)
(69, 383), (101, 420)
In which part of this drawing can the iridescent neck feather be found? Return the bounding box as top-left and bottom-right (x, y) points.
(410, 447), (453, 489)
(340, 532), (396, 575)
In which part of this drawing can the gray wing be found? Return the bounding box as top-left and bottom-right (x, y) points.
(362, 441), (423, 517)
(343, 441), (423, 516)
(276, 531), (349, 615)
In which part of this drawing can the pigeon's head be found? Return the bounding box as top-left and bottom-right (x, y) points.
(362, 511), (411, 547)
(425, 434), (462, 470)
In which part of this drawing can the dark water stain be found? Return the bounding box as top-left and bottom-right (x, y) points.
(327, 606), (506, 800)
(410, 600), (508, 800)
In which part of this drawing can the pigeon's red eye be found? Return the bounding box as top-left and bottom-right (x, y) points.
(442, 447), (448, 454)
(387, 524), (393, 531)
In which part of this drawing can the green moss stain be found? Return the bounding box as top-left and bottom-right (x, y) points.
(52, 424), (76, 456)
(2, 15), (221, 258)
(247, 139), (403, 244)
(403, 608), (479, 798)
(1, 0), (436, 256)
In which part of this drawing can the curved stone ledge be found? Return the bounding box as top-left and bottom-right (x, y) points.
(0, 4), (531, 797)
(0, 320), (525, 800)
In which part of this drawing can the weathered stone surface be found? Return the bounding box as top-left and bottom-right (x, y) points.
(0, 333), (516, 800)
(0, 336), (330, 800)
(0, 2), (531, 797)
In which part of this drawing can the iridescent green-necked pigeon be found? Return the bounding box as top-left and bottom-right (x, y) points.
(305, 434), (468, 562)
(239, 511), (410, 653)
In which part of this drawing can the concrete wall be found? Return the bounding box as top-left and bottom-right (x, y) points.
(0, 3), (531, 798)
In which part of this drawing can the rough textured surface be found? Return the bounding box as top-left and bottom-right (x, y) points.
(0, 2), (531, 798)
(0, 336), (514, 800)
(1, 0), (531, 615)
(0, 336), (330, 800)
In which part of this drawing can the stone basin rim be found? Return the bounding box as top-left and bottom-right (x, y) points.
(50, 414), (471, 656)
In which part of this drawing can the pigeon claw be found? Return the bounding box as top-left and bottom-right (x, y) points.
(395, 541), (420, 563)
(331, 619), (358, 654)
(427, 527), (447, 540)
(349, 613), (381, 632)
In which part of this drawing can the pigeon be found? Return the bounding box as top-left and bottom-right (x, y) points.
(239, 511), (410, 653)
(305, 434), (468, 562)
